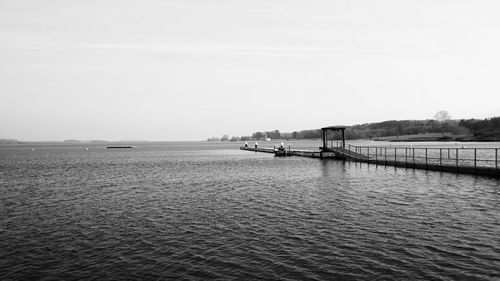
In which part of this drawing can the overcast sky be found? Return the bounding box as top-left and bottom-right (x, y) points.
(1, 0), (499, 141)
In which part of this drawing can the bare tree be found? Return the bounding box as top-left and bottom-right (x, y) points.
(434, 110), (451, 122)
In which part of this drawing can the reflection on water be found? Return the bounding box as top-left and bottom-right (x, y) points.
(0, 142), (499, 280)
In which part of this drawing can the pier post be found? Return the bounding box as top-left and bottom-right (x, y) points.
(385, 148), (387, 166)
(496, 148), (498, 169)
(343, 129), (345, 148)
(405, 148), (408, 167)
(456, 149), (459, 172)
(368, 147), (370, 158)
(322, 130), (326, 151)
(412, 148), (415, 168)
(474, 149), (477, 171)
(425, 148), (428, 168)
(394, 148), (397, 164)
(375, 147), (378, 164)
(440, 148), (442, 170)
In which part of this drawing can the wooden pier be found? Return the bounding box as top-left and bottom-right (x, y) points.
(241, 126), (500, 178)
(240, 146), (324, 158)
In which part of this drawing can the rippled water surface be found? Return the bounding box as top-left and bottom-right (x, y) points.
(1, 142), (499, 280)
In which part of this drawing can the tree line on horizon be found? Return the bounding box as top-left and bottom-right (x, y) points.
(209, 116), (500, 142)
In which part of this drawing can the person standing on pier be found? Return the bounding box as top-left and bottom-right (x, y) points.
(255, 142), (258, 148)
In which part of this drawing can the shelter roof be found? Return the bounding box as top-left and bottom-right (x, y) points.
(321, 126), (348, 130)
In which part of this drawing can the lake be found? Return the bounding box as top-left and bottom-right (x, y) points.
(1, 141), (499, 280)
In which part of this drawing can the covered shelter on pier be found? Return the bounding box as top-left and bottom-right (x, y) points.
(321, 126), (347, 151)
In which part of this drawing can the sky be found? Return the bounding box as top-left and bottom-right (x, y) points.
(1, 0), (500, 141)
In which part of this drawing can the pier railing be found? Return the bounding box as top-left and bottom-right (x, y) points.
(335, 142), (499, 171)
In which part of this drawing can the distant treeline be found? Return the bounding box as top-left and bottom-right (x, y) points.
(459, 117), (500, 140)
(214, 117), (500, 142)
(0, 139), (20, 144)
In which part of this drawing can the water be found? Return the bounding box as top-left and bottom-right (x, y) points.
(1, 142), (499, 280)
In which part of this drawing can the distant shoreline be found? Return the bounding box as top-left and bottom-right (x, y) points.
(216, 117), (500, 143)
(372, 132), (498, 142)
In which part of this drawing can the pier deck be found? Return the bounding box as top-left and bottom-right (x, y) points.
(241, 146), (323, 158)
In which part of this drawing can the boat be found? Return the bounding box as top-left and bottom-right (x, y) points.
(274, 146), (288, 157)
